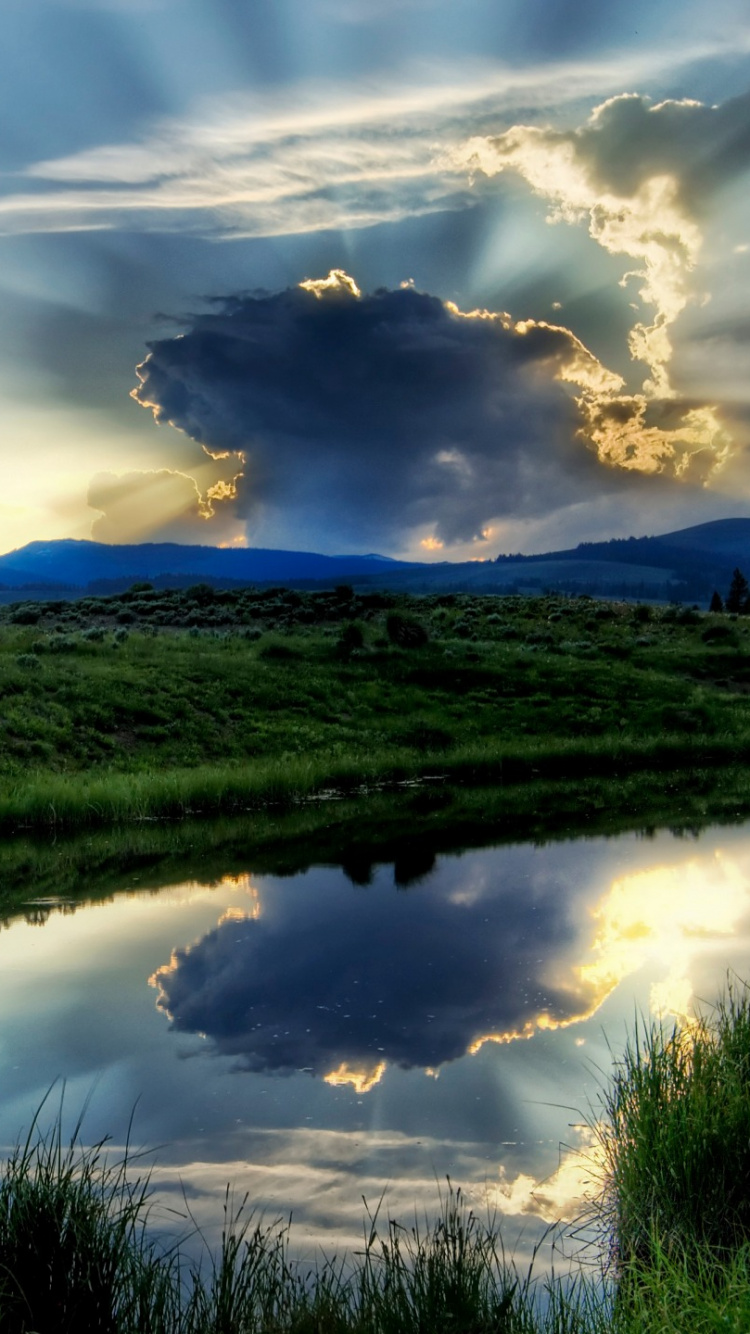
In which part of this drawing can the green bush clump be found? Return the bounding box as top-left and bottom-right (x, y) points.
(15, 654), (41, 670)
(335, 623), (365, 658)
(701, 622), (737, 643)
(386, 613), (428, 648)
(9, 606), (40, 626)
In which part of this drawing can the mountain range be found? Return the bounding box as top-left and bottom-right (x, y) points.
(2, 519), (750, 603)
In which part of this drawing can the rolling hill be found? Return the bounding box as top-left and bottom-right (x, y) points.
(2, 519), (750, 603)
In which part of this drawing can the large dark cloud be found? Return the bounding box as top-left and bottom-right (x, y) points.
(152, 856), (595, 1081)
(131, 273), (663, 548)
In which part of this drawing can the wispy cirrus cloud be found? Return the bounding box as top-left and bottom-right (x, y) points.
(1, 43), (747, 239)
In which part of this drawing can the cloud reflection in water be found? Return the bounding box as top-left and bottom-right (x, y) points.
(152, 842), (750, 1089)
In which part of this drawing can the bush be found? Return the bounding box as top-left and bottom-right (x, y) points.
(335, 623), (364, 658)
(9, 606), (40, 626)
(701, 622), (737, 643)
(386, 613), (429, 648)
(16, 654), (41, 670)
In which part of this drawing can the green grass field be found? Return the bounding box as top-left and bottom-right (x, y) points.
(2, 583), (750, 829)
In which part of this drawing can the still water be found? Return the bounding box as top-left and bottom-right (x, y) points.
(1, 820), (750, 1260)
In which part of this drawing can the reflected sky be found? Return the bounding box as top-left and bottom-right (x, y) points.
(0, 824), (749, 1259)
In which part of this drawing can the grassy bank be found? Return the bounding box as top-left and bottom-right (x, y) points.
(3, 762), (750, 925)
(4, 987), (750, 1331)
(3, 585), (750, 830)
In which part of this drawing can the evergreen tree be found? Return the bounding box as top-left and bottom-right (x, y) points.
(709, 589), (724, 613)
(726, 568), (750, 614)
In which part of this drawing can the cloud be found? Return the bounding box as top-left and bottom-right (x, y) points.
(130, 271), (731, 549)
(1, 48), (744, 239)
(152, 837), (750, 1090)
(88, 467), (245, 544)
(459, 95), (750, 373)
(151, 856), (591, 1082)
(448, 92), (750, 479)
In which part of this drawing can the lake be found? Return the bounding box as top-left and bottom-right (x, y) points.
(1, 815), (749, 1267)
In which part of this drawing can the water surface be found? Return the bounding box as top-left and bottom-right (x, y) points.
(1, 820), (749, 1259)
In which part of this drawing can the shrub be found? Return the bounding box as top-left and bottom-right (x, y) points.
(386, 613), (429, 648)
(335, 623), (364, 658)
(186, 583), (215, 606)
(452, 620), (473, 639)
(701, 621), (737, 643)
(16, 654), (41, 670)
(9, 606), (40, 626)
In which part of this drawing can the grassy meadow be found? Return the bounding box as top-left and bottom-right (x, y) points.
(2, 581), (750, 829)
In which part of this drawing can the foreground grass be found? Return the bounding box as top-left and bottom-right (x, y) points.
(3, 586), (750, 829)
(5, 989), (750, 1331)
(599, 984), (750, 1272)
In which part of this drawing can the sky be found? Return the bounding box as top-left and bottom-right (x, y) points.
(2, 0), (750, 561)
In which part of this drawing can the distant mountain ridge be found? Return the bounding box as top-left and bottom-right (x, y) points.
(0, 539), (414, 592)
(3, 520), (750, 602)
